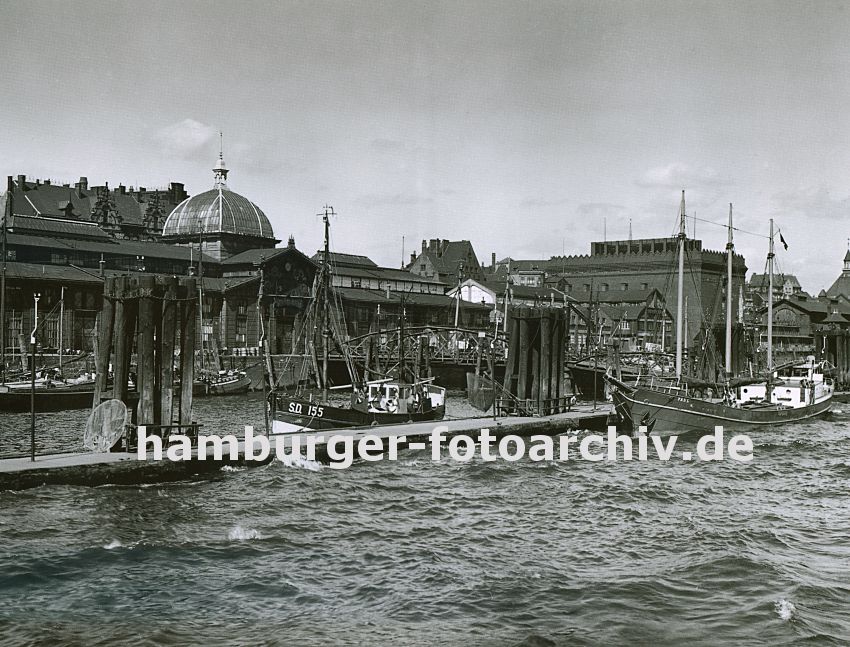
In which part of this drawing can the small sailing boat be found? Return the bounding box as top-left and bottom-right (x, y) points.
(268, 207), (446, 434)
(606, 194), (833, 434)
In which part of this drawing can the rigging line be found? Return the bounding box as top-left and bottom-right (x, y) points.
(686, 214), (771, 240)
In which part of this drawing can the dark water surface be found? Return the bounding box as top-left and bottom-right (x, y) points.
(1, 395), (849, 646)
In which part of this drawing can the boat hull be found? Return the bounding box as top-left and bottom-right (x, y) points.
(568, 362), (640, 400)
(271, 395), (445, 434)
(0, 383), (96, 412)
(194, 374), (251, 396)
(610, 384), (833, 435)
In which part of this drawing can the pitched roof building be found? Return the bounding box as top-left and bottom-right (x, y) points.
(7, 174), (188, 240)
(824, 249), (850, 301)
(406, 239), (483, 286)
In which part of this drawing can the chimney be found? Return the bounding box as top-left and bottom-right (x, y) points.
(421, 239), (427, 253)
(75, 177), (88, 196)
(410, 252), (416, 265)
(17, 174), (26, 190)
(43, 179), (51, 186)
(118, 184), (126, 194)
(429, 238), (437, 251)
(287, 234), (295, 248)
(491, 252), (496, 268)
(170, 182), (187, 202)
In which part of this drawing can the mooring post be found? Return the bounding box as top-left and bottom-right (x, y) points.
(504, 311), (520, 398)
(179, 278), (197, 429)
(136, 275), (157, 426)
(111, 277), (129, 402)
(550, 311), (563, 412)
(159, 276), (179, 425)
(540, 311), (552, 415)
(517, 308), (530, 402)
(93, 276), (116, 408)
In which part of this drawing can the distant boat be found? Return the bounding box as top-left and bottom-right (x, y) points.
(0, 370), (96, 412)
(194, 370), (251, 396)
(607, 196), (833, 434)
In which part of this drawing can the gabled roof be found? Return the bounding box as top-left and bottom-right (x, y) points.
(412, 240), (481, 277)
(12, 181), (145, 226)
(313, 251), (378, 268)
(825, 274), (850, 300)
(749, 272), (801, 289)
(222, 246), (316, 268)
(10, 215), (112, 240)
(3, 261), (104, 284)
(5, 231), (216, 263)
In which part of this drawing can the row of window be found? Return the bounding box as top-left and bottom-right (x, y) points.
(563, 282), (650, 292)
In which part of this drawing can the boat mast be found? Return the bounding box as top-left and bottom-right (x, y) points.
(399, 294), (405, 381)
(767, 218), (774, 374)
(675, 190), (686, 379)
(321, 205), (334, 402)
(1, 176), (10, 384)
(59, 286), (64, 376)
(725, 203), (734, 379)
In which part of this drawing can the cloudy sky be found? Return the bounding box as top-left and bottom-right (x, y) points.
(2, 0), (849, 291)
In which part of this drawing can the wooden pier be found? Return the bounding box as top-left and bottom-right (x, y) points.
(499, 307), (570, 416)
(95, 274), (198, 426)
(0, 406), (611, 490)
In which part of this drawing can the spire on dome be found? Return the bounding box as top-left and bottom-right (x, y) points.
(213, 131), (228, 189)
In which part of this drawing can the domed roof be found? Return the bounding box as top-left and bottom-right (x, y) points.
(162, 188), (275, 239)
(162, 152), (275, 240)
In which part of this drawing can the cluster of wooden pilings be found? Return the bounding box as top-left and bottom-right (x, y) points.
(500, 307), (570, 415)
(93, 275), (198, 427)
(815, 329), (850, 388)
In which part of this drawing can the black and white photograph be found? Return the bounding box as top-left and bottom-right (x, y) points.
(0, 1), (848, 645)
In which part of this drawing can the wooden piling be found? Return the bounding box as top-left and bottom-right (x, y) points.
(517, 308), (530, 400)
(159, 276), (179, 425)
(136, 275), (157, 425)
(92, 276), (115, 408)
(540, 312), (552, 414)
(111, 277), (130, 402)
(179, 278), (197, 427)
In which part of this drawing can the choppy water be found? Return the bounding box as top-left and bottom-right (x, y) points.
(1, 396), (849, 646)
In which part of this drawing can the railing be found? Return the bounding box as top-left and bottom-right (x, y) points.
(495, 395), (574, 417)
(125, 423), (204, 452)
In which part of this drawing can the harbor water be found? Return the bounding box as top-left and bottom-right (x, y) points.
(0, 395), (848, 645)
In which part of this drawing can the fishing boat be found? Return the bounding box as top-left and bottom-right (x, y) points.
(0, 370), (97, 412)
(268, 207), (446, 434)
(193, 369), (251, 396)
(606, 194), (833, 434)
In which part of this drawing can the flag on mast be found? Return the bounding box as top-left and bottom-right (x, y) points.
(779, 232), (788, 250)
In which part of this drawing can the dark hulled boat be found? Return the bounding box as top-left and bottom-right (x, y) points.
(608, 360), (834, 435)
(271, 380), (446, 433)
(0, 378), (96, 412)
(606, 197), (833, 435)
(268, 206), (447, 434)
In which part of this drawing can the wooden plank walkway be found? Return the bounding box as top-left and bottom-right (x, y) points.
(0, 405), (612, 490)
